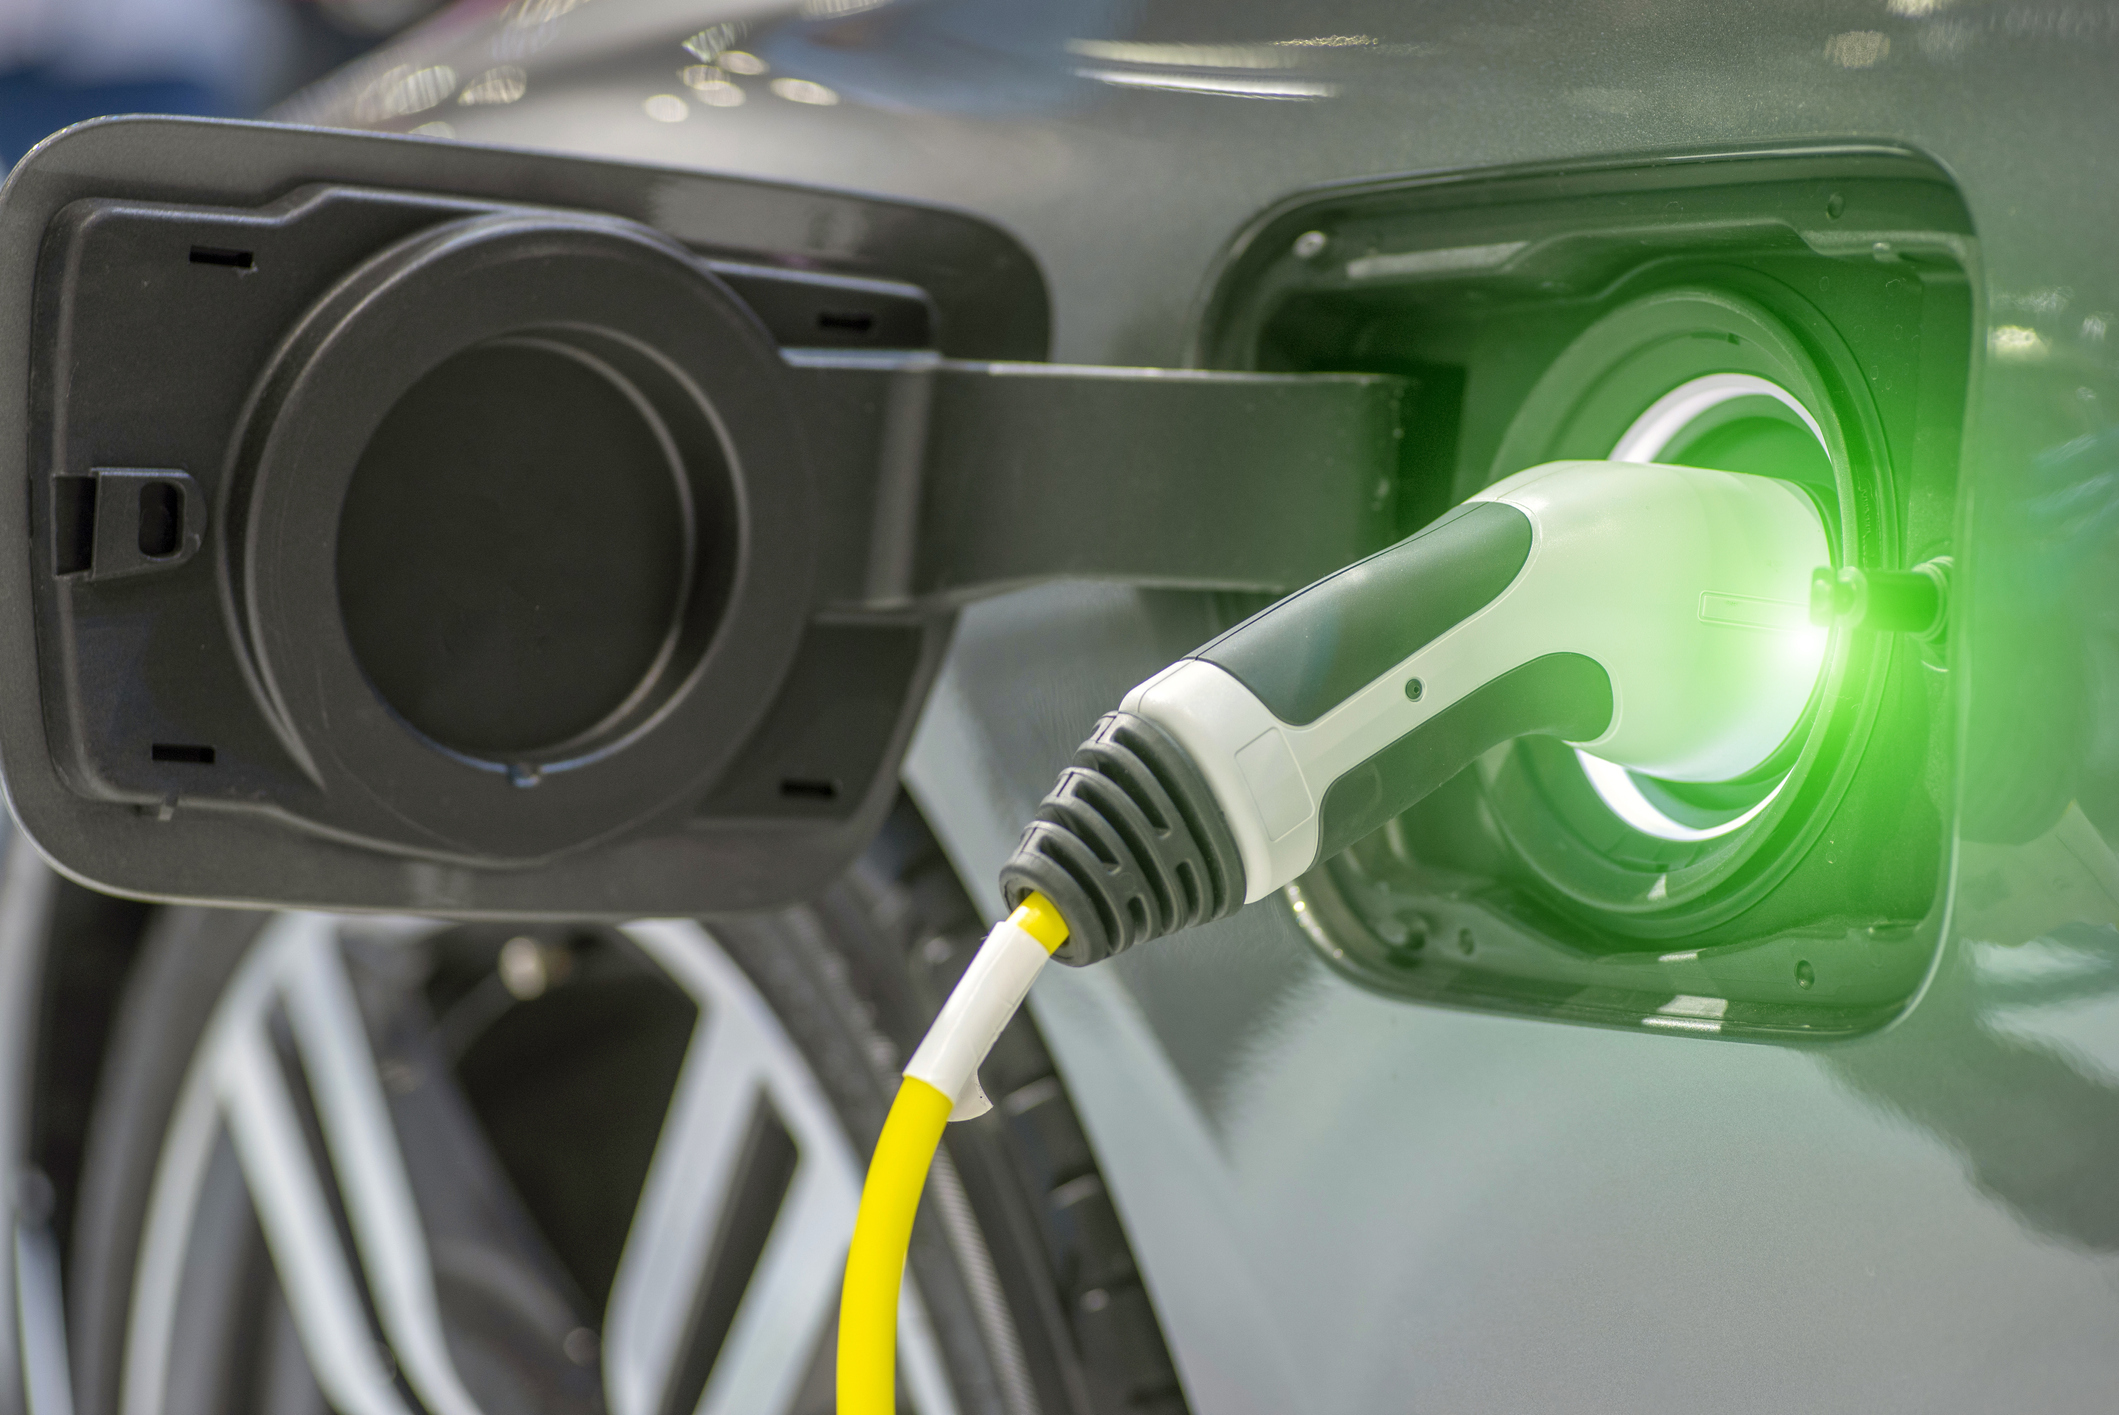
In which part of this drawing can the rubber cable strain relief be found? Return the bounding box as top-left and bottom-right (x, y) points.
(998, 710), (1246, 966)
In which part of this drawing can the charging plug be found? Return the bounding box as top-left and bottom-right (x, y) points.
(850, 460), (1838, 1415)
(1002, 460), (1833, 963)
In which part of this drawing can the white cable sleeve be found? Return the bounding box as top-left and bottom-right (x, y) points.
(903, 918), (1051, 1121)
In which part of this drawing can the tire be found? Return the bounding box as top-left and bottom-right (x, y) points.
(58, 798), (1186, 1415)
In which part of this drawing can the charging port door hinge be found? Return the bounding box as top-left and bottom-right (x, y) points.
(788, 355), (1407, 608)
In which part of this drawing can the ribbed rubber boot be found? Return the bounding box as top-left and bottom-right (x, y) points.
(998, 711), (1246, 965)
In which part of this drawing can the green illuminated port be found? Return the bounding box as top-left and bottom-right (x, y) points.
(1201, 147), (1972, 1039)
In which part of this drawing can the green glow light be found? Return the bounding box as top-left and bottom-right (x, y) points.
(1586, 372), (1835, 841)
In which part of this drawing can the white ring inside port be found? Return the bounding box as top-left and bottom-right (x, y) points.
(1577, 372), (1826, 842)
(1609, 371), (1826, 462)
(1575, 751), (1788, 842)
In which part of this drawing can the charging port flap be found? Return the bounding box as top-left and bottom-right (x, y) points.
(0, 117), (1408, 917)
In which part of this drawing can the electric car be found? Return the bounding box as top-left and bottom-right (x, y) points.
(2, 2), (2117, 1413)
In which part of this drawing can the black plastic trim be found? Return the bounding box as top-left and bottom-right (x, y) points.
(999, 712), (1245, 966)
(0, 120), (1034, 915)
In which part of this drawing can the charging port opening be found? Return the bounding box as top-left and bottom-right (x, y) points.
(1199, 147), (1973, 1038)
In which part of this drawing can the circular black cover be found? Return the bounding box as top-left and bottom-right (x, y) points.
(230, 211), (814, 861)
(336, 339), (694, 758)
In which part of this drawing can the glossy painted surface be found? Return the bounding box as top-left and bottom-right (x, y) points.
(913, 585), (2119, 1412)
(294, 2), (2119, 1408)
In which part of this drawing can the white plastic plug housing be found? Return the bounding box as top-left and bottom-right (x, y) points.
(1477, 460), (1829, 778)
(1124, 461), (1831, 900)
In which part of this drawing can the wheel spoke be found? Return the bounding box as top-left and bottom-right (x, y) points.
(131, 913), (957, 1415)
(611, 922), (958, 1415)
(129, 914), (415, 1415)
(694, 1159), (851, 1415)
(602, 1000), (769, 1415)
(130, 913), (600, 1415)
(216, 1018), (415, 1415)
(275, 922), (489, 1415)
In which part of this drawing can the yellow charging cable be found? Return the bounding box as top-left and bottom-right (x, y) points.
(838, 892), (1069, 1415)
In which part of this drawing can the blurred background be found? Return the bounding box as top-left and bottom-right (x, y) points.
(0, 0), (449, 165)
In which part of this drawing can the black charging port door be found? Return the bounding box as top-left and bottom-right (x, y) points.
(1, 117), (1405, 916)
